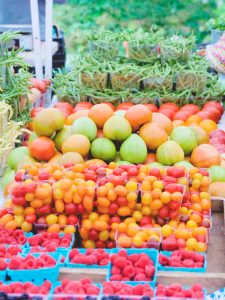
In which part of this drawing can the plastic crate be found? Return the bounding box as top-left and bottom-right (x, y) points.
(23, 248), (68, 268)
(0, 280), (54, 299)
(107, 248), (158, 288)
(65, 248), (110, 269)
(0, 270), (6, 282)
(7, 253), (61, 284)
(155, 287), (207, 299)
(158, 251), (207, 272)
(26, 233), (75, 250)
(50, 282), (101, 300)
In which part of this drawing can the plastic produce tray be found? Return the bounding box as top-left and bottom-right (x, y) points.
(65, 248), (110, 269)
(158, 251), (207, 272)
(107, 248), (158, 288)
(7, 253), (61, 284)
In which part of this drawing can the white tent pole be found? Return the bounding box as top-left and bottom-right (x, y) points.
(45, 0), (53, 79)
(30, 0), (43, 79)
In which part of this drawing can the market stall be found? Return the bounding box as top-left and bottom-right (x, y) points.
(0, 25), (225, 299)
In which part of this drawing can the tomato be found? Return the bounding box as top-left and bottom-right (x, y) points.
(167, 167), (185, 178)
(180, 104), (200, 114)
(54, 102), (73, 113)
(159, 108), (175, 120)
(173, 111), (191, 121)
(144, 104), (158, 112)
(160, 103), (179, 112)
(116, 102), (134, 111)
(25, 214), (37, 224)
(195, 111), (210, 120)
(101, 102), (115, 111)
(149, 168), (161, 178)
(0, 209), (9, 218)
(30, 107), (44, 118)
(161, 176), (177, 184)
(74, 102), (93, 112)
(29, 137), (55, 161)
(202, 107), (222, 122)
(67, 215), (78, 225)
(165, 183), (183, 193)
(203, 101), (224, 115)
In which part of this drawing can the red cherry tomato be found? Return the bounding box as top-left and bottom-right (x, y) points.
(144, 104), (158, 112)
(116, 102), (134, 111)
(167, 167), (185, 178)
(160, 103), (179, 112)
(67, 215), (79, 225)
(203, 101), (224, 115)
(30, 107), (44, 118)
(173, 111), (191, 121)
(25, 214), (37, 224)
(158, 108), (175, 120)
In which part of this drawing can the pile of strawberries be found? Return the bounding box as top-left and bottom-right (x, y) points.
(0, 228), (27, 245)
(28, 232), (73, 249)
(0, 281), (52, 295)
(69, 248), (109, 266)
(159, 250), (205, 268)
(110, 250), (155, 282)
(8, 254), (56, 270)
(156, 284), (205, 299)
(0, 245), (22, 259)
(103, 282), (154, 297)
(54, 278), (100, 296)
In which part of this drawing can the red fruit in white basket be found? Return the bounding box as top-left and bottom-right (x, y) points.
(0, 258), (7, 270)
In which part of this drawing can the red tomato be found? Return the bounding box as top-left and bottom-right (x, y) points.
(54, 102), (73, 112)
(0, 209), (9, 218)
(30, 107), (44, 118)
(158, 108), (175, 120)
(203, 101), (224, 115)
(165, 183), (183, 193)
(74, 102), (93, 112)
(167, 167), (185, 178)
(67, 215), (78, 225)
(160, 103), (179, 112)
(149, 168), (161, 178)
(180, 104), (200, 114)
(173, 110), (191, 121)
(195, 111), (210, 120)
(25, 214), (37, 224)
(144, 104), (158, 112)
(116, 102), (134, 111)
(202, 107), (222, 122)
(101, 102), (115, 111)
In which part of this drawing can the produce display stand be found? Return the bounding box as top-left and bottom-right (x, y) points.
(57, 207), (225, 295)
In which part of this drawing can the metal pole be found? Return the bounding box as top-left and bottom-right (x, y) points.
(45, 0), (53, 79)
(30, 0), (43, 79)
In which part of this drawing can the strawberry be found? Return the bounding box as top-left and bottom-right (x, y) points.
(111, 266), (121, 275)
(99, 258), (108, 266)
(86, 285), (99, 295)
(192, 284), (203, 292)
(194, 253), (205, 263)
(184, 289), (193, 297)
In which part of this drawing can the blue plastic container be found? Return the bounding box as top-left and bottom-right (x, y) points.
(154, 287), (207, 299)
(50, 281), (102, 300)
(107, 248), (158, 288)
(26, 233), (75, 250)
(6, 253), (61, 284)
(0, 270), (6, 282)
(158, 251), (207, 273)
(23, 248), (69, 268)
(101, 281), (154, 299)
(65, 248), (110, 269)
(0, 280), (54, 298)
